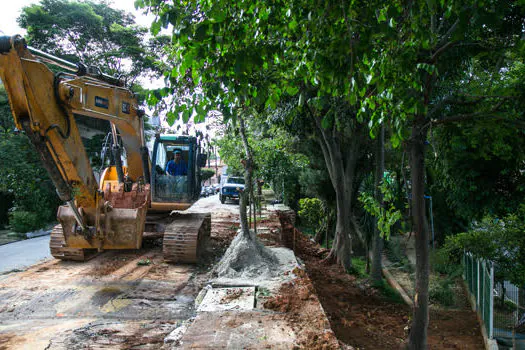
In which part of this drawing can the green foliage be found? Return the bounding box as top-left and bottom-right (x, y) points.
(0, 85), (60, 229)
(18, 0), (162, 82)
(349, 257), (368, 278)
(200, 168), (215, 182)
(297, 198), (325, 235)
(9, 211), (41, 233)
(429, 276), (456, 307)
(217, 118), (307, 208)
(428, 250), (463, 307)
(359, 172), (402, 240)
(0, 132), (61, 223)
(442, 209), (525, 286)
(0, 83), (13, 134)
(372, 280), (405, 304)
(429, 119), (525, 224)
(137, 259), (151, 266)
(430, 249), (462, 276)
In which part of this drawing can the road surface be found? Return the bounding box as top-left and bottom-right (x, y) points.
(0, 235), (51, 274)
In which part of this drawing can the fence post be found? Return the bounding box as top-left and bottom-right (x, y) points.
(489, 261), (494, 339)
(477, 258), (481, 311)
(482, 260), (485, 323)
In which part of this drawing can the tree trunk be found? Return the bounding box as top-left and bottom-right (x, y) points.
(326, 190), (353, 271)
(313, 222), (325, 244)
(407, 119), (430, 350)
(238, 114), (253, 239)
(371, 125), (385, 283)
(307, 102), (367, 271)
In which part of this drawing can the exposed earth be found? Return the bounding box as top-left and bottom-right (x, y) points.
(0, 193), (485, 349)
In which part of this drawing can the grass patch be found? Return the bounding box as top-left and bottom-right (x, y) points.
(348, 257), (368, 277)
(373, 280), (405, 304)
(0, 229), (26, 245)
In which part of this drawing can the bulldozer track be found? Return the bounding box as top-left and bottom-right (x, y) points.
(49, 224), (98, 261)
(162, 213), (211, 263)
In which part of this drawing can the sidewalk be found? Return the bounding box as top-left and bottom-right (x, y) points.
(169, 193), (340, 349)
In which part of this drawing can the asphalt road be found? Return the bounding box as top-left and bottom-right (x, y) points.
(0, 235), (51, 274)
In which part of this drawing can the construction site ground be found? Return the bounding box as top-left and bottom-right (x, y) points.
(0, 193), (484, 349)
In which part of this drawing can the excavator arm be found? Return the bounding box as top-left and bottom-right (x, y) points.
(0, 35), (150, 251)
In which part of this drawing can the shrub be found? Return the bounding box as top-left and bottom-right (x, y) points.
(9, 211), (41, 233)
(297, 197), (325, 235)
(430, 249), (462, 276)
(429, 279), (455, 307)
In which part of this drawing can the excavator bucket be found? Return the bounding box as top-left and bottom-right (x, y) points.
(57, 182), (150, 250)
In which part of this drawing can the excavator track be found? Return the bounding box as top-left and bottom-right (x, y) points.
(50, 224), (98, 261)
(163, 213), (211, 263)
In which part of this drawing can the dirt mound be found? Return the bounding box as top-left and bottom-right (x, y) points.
(264, 267), (340, 349)
(214, 229), (280, 280)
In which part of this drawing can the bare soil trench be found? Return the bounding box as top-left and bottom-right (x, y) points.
(277, 214), (485, 350)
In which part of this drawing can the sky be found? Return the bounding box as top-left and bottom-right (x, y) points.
(0, 0), (155, 36)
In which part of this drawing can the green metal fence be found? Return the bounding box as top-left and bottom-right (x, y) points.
(463, 252), (494, 339)
(464, 252), (525, 347)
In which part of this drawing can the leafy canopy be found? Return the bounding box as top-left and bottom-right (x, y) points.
(19, 0), (161, 82)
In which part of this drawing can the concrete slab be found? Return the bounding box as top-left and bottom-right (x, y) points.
(197, 287), (255, 312)
(179, 311), (297, 349)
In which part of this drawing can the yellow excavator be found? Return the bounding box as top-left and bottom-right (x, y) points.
(0, 35), (210, 263)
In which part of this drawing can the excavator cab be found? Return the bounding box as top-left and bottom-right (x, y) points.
(150, 134), (205, 211)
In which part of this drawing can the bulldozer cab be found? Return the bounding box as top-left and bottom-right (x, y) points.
(150, 134), (204, 209)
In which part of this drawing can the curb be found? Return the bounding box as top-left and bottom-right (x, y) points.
(381, 264), (414, 307)
(371, 252), (414, 307)
(25, 229), (52, 239)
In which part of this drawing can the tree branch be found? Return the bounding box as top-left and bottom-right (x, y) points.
(437, 18), (460, 47)
(307, 101), (335, 183)
(432, 100), (508, 125)
(430, 40), (457, 62)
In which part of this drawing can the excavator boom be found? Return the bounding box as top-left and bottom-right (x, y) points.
(0, 35), (150, 251)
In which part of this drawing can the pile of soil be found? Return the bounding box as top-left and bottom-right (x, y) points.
(277, 212), (485, 349)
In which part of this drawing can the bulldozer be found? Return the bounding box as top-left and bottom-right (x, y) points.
(0, 35), (211, 263)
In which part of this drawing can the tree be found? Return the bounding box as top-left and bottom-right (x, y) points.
(444, 209), (525, 288)
(18, 0), (161, 83)
(362, 2), (525, 348)
(217, 111), (307, 208)
(200, 168), (215, 183)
